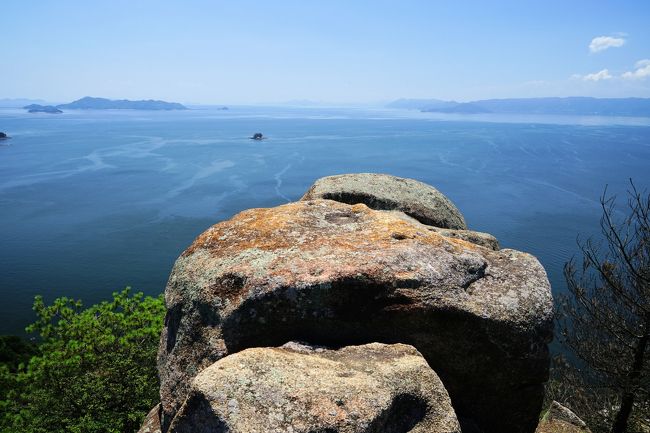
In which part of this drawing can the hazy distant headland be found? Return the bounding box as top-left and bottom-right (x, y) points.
(5, 96), (650, 116)
(0, 98), (49, 108)
(388, 97), (650, 117)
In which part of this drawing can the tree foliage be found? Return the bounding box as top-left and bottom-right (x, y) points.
(556, 182), (650, 433)
(0, 288), (165, 433)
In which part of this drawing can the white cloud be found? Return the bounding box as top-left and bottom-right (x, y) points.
(589, 36), (625, 53)
(622, 59), (650, 79)
(578, 69), (613, 81)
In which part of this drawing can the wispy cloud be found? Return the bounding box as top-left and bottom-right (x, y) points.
(622, 59), (650, 79)
(589, 36), (625, 53)
(573, 69), (613, 81)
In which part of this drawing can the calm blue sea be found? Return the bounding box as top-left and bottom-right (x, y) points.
(1, 106), (650, 335)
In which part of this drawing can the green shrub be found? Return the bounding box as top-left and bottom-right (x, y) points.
(0, 288), (165, 433)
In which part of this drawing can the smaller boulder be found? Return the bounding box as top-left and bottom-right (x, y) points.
(301, 173), (467, 229)
(168, 342), (460, 433)
(250, 132), (264, 140)
(0, 132), (8, 140)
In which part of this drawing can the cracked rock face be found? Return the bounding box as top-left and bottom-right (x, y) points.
(158, 199), (553, 433)
(168, 342), (461, 433)
(301, 173), (468, 230)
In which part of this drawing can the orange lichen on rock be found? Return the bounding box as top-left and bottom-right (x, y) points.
(184, 200), (471, 259)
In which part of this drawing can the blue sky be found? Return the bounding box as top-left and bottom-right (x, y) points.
(2, 0), (650, 104)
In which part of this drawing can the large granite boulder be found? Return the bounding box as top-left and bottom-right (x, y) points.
(158, 199), (553, 433)
(301, 173), (467, 230)
(168, 342), (461, 433)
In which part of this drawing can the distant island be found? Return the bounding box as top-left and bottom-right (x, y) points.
(18, 97), (187, 113)
(387, 97), (650, 117)
(56, 96), (187, 111)
(23, 104), (63, 114)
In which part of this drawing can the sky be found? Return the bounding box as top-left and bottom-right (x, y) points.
(2, 0), (650, 104)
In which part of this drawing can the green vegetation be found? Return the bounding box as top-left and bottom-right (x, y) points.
(0, 289), (165, 433)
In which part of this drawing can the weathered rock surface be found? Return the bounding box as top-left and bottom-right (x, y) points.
(158, 199), (553, 433)
(536, 401), (590, 433)
(389, 209), (499, 250)
(138, 404), (162, 433)
(168, 342), (461, 433)
(547, 401), (588, 429)
(429, 227), (500, 250)
(301, 173), (467, 230)
(535, 420), (587, 433)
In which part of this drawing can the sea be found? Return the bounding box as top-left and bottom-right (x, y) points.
(1, 106), (650, 335)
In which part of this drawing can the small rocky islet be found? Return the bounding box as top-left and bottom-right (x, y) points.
(139, 173), (555, 433)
